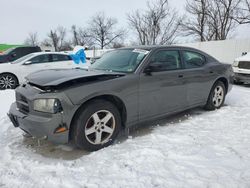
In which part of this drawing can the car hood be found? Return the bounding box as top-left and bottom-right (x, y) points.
(235, 53), (250, 62)
(26, 68), (125, 89)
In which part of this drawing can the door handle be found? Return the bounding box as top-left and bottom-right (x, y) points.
(209, 71), (214, 74)
(178, 75), (184, 78)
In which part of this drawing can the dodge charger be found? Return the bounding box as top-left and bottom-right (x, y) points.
(8, 46), (233, 151)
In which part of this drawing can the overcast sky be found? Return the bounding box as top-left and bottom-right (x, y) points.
(1, 0), (249, 44)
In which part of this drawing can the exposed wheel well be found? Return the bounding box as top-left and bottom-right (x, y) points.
(69, 95), (127, 140)
(216, 77), (228, 93)
(0, 72), (19, 86)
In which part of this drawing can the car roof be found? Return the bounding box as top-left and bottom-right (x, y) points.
(16, 46), (40, 48)
(120, 45), (200, 51)
(31, 52), (70, 56)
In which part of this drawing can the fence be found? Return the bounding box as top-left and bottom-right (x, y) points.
(83, 39), (250, 64)
(85, 49), (112, 59)
(179, 39), (250, 64)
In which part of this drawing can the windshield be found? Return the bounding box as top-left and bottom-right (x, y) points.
(11, 53), (35, 64)
(91, 49), (149, 73)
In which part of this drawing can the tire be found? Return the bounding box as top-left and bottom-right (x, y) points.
(0, 73), (18, 90)
(204, 81), (226, 111)
(71, 99), (122, 151)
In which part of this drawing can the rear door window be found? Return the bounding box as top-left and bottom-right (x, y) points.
(149, 50), (182, 72)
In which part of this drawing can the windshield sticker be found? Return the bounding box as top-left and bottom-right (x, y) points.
(132, 49), (149, 55)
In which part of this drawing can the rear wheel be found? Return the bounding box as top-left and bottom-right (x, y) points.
(204, 81), (226, 110)
(0, 73), (18, 90)
(72, 99), (121, 151)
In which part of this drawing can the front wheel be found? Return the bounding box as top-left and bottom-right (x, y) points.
(72, 100), (122, 151)
(204, 81), (226, 110)
(0, 73), (18, 90)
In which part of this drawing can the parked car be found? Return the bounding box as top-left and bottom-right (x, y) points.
(0, 46), (41, 64)
(0, 52), (80, 89)
(232, 52), (250, 84)
(8, 46), (233, 151)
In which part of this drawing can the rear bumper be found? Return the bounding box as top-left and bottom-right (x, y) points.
(234, 73), (250, 83)
(8, 102), (69, 144)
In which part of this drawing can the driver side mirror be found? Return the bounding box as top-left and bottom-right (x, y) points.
(23, 61), (32, 65)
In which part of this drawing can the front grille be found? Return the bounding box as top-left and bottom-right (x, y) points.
(238, 61), (250, 69)
(16, 93), (29, 114)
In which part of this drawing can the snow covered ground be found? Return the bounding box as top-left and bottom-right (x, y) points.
(0, 86), (250, 188)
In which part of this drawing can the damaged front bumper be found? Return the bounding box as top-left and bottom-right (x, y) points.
(8, 102), (69, 144)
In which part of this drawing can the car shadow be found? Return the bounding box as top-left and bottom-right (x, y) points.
(243, 84), (250, 88)
(21, 136), (90, 160)
(21, 107), (205, 161)
(117, 107), (204, 143)
(233, 83), (250, 88)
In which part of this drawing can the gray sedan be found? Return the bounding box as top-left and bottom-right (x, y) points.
(8, 46), (233, 151)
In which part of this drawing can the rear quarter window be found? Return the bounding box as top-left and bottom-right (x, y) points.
(183, 51), (206, 69)
(52, 54), (72, 62)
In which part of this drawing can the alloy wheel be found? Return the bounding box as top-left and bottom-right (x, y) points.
(84, 110), (116, 145)
(212, 85), (224, 107)
(0, 75), (16, 89)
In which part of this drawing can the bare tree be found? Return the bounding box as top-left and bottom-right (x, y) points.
(112, 41), (125, 48)
(46, 26), (70, 51)
(72, 25), (79, 46)
(71, 25), (94, 47)
(235, 0), (250, 24)
(209, 0), (243, 40)
(181, 0), (215, 41)
(127, 0), (180, 45)
(41, 39), (52, 48)
(24, 32), (39, 46)
(48, 30), (59, 51)
(182, 0), (250, 41)
(88, 12), (125, 49)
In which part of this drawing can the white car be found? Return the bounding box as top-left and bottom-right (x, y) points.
(0, 52), (87, 89)
(232, 52), (250, 84)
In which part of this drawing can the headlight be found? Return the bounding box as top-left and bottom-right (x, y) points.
(33, 99), (63, 113)
(232, 61), (239, 67)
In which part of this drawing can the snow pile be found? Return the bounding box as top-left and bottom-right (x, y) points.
(0, 86), (250, 187)
(0, 90), (15, 118)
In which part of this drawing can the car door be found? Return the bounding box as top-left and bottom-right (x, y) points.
(139, 49), (187, 121)
(180, 50), (215, 106)
(22, 54), (52, 76)
(8, 48), (20, 62)
(14, 48), (26, 60)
